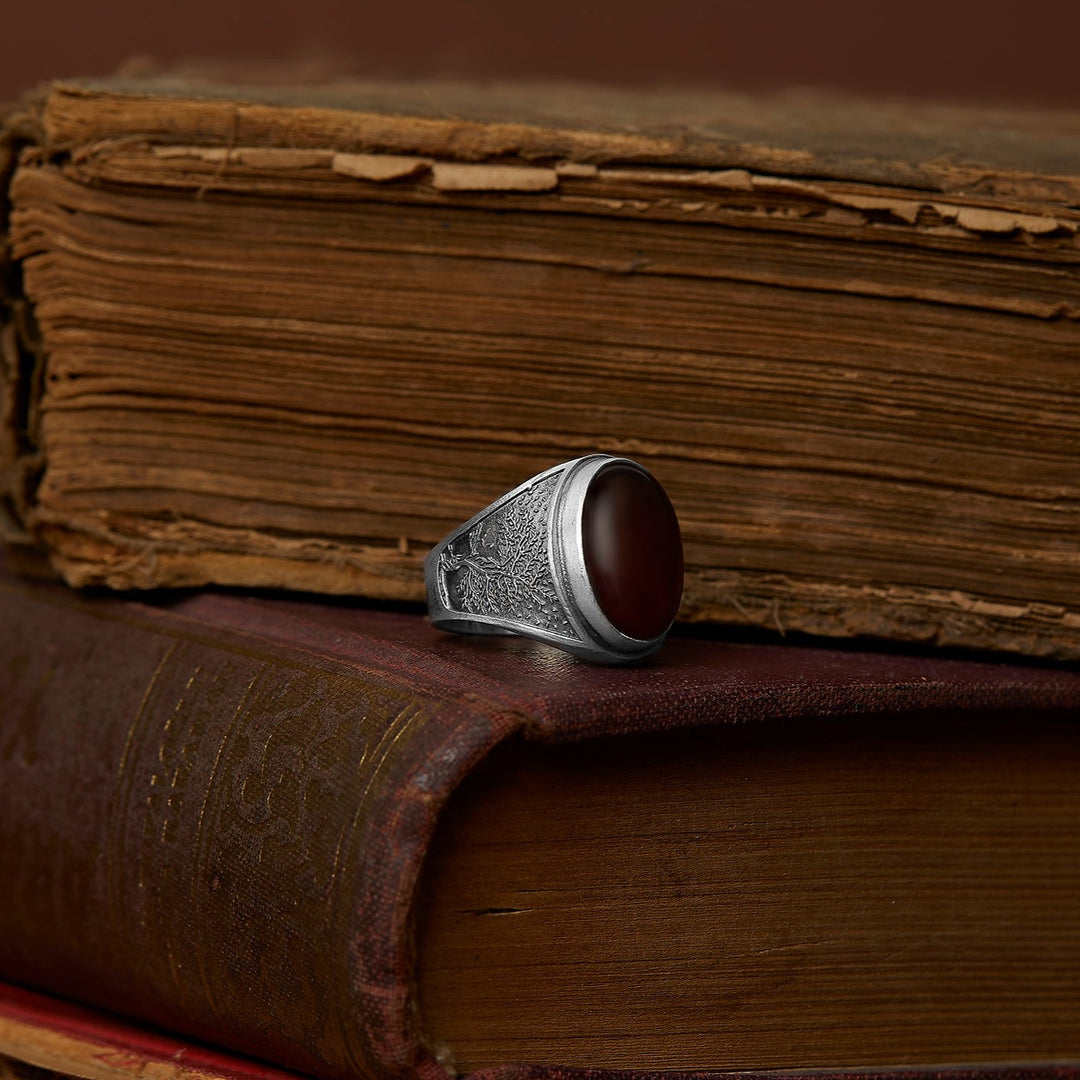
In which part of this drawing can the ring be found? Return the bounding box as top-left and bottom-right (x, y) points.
(425, 455), (683, 664)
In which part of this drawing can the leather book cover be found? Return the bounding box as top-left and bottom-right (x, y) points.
(1, 565), (1079, 1080)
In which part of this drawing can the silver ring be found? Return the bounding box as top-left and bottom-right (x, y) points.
(425, 455), (683, 664)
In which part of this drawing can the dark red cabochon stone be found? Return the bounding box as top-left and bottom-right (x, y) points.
(581, 463), (684, 641)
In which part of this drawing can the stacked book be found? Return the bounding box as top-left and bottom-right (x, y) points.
(1, 73), (1079, 1080)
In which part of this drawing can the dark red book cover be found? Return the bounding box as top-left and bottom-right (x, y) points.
(1, 567), (1079, 1080)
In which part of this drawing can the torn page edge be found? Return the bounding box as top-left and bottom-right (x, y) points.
(144, 145), (1079, 234)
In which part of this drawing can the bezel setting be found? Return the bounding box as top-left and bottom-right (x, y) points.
(425, 454), (682, 664)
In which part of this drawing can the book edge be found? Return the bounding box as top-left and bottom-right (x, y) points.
(37, 79), (1080, 201)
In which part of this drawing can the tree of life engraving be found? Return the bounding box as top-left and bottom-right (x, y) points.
(438, 475), (576, 638)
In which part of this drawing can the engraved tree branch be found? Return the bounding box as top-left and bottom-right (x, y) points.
(440, 479), (572, 634)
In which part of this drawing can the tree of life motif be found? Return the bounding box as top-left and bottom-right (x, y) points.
(439, 476), (575, 637)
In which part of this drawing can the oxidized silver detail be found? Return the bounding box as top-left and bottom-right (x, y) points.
(426, 455), (677, 664)
(436, 473), (577, 639)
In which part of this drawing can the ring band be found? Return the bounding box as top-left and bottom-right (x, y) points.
(425, 455), (683, 664)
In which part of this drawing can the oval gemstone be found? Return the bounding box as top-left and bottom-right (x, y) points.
(581, 463), (684, 641)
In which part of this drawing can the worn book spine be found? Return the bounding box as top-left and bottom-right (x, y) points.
(3, 568), (1080, 1080)
(0, 570), (508, 1080)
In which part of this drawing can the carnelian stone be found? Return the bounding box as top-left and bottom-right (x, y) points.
(581, 463), (683, 641)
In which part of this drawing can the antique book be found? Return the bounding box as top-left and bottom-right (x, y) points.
(2, 564), (1080, 1079)
(2, 77), (1080, 659)
(0, 982), (295, 1080)
(0, 984), (1078, 1080)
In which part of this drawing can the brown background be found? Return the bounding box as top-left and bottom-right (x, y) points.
(5, 0), (1080, 107)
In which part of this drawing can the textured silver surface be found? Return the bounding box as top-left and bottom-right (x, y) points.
(436, 473), (577, 639)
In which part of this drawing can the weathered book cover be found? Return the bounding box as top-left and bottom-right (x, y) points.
(0, 982), (297, 1080)
(2, 565), (1080, 1079)
(2, 77), (1080, 658)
